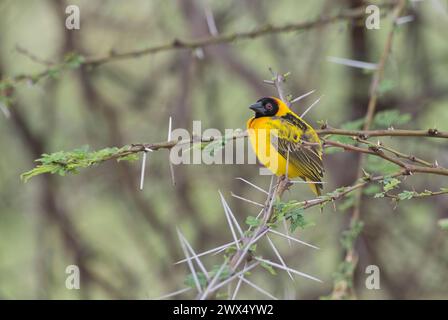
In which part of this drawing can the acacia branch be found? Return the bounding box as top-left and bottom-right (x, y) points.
(354, 137), (434, 167)
(22, 125), (448, 182)
(323, 139), (448, 177)
(317, 127), (448, 139)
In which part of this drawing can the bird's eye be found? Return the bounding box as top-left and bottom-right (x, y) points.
(265, 103), (273, 111)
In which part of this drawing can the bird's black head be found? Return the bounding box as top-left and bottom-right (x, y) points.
(249, 97), (279, 118)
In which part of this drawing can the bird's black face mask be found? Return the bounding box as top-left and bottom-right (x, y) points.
(249, 97), (279, 118)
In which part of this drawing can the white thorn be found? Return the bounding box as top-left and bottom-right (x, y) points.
(199, 262), (227, 300)
(221, 192), (244, 236)
(290, 180), (326, 184)
(169, 162), (176, 186)
(219, 191), (243, 249)
(153, 287), (191, 300)
(326, 56), (378, 70)
(204, 6), (219, 36)
(236, 177), (269, 195)
(194, 48), (205, 60)
(255, 208), (264, 219)
(268, 229), (319, 250)
(178, 231), (210, 281)
(166, 116), (176, 185)
(396, 15), (414, 25)
(139, 151), (148, 191)
(231, 192), (265, 207)
(208, 262), (259, 293)
(176, 228), (202, 293)
(291, 89), (316, 104)
(233, 228), (269, 270)
(300, 95), (323, 118)
(255, 257), (322, 283)
(174, 241), (236, 265)
(282, 220), (292, 247)
(167, 116), (172, 141)
(239, 277), (278, 300)
(231, 273), (244, 300)
(266, 236), (294, 282)
(0, 102), (11, 119)
(263, 79), (275, 85)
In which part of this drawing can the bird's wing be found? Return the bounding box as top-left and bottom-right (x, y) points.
(267, 115), (324, 184)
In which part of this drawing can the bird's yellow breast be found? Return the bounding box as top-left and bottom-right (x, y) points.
(247, 117), (301, 177)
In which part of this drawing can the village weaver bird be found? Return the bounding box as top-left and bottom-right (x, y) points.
(247, 97), (324, 195)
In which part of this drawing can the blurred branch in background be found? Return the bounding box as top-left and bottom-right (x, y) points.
(332, 0), (406, 300)
(0, 5), (389, 93)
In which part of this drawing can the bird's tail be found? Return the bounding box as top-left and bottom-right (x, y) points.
(306, 178), (323, 196)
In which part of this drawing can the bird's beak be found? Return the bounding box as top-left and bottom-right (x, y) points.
(249, 101), (264, 113)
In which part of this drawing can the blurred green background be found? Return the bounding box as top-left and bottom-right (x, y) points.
(0, 0), (447, 299)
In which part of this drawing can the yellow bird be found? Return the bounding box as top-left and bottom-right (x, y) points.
(247, 97), (324, 195)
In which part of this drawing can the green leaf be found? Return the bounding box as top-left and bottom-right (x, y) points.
(397, 190), (415, 201)
(21, 145), (136, 182)
(64, 52), (86, 69)
(383, 177), (401, 192)
(260, 260), (277, 276)
(274, 201), (315, 232)
(245, 216), (261, 227)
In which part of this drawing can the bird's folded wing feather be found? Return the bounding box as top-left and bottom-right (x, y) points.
(267, 116), (324, 183)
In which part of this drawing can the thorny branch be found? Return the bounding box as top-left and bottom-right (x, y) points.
(68, 126), (448, 177)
